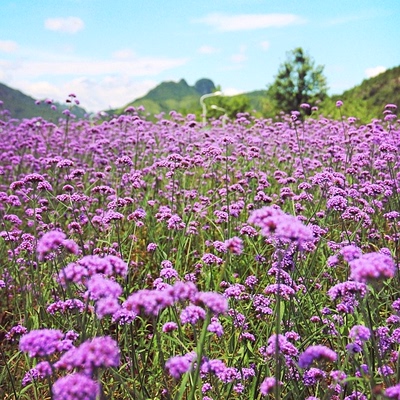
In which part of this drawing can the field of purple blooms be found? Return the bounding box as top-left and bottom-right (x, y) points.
(1, 100), (400, 400)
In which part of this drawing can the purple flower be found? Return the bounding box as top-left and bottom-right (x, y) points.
(165, 352), (196, 379)
(245, 275), (258, 288)
(248, 206), (314, 249)
(52, 373), (100, 400)
(123, 288), (174, 316)
(195, 291), (228, 315)
(327, 281), (367, 300)
(336, 100), (343, 108)
(386, 384), (400, 399)
(147, 243), (158, 252)
(378, 365), (394, 376)
(55, 336), (120, 374)
(303, 367), (326, 386)
(160, 267), (179, 280)
(260, 377), (279, 395)
(298, 345), (337, 368)
(327, 195), (348, 211)
(349, 325), (370, 342)
(95, 297), (121, 319)
(202, 253), (224, 265)
(340, 245), (362, 262)
(223, 236), (244, 255)
(264, 284), (295, 300)
(36, 230), (66, 260)
(22, 361), (53, 386)
(162, 322), (178, 333)
(47, 299), (86, 314)
(349, 251), (395, 283)
(180, 305), (206, 325)
(19, 329), (64, 357)
(265, 334), (298, 357)
(5, 324), (28, 342)
(207, 317), (224, 337)
(86, 274), (122, 300)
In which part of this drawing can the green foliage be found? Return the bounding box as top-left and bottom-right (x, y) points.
(268, 47), (328, 114)
(206, 94), (252, 120)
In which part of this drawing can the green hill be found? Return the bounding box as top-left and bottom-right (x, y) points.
(0, 82), (87, 121)
(318, 65), (400, 122)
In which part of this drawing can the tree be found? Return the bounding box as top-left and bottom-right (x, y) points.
(268, 47), (328, 113)
(207, 94), (251, 120)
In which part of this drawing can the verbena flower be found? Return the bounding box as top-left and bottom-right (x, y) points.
(207, 317), (224, 337)
(265, 334), (298, 357)
(298, 345), (337, 368)
(195, 291), (228, 315)
(165, 352), (196, 379)
(86, 274), (123, 300)
(385, 383), (400, 399)
(162, 322), (178, 333)
(123, 288), (174, 316)
(19, 329), (64, 358)
(52, 373), (100, 400)
(349, 251), (395, 283)
(55, 336), (120, 374)
(260, 377), (279, 395)
(180, 305), (206, 325)
(36, 230), (69, 260)
(223, 236), (244, 255)
(264, 284), (296, 300)
(303, 367), (326, 386)
(248, 206), (314, 249)
(5, 324), (27, 342)
(349, 325), (370, 342)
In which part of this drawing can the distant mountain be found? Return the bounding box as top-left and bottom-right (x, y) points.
(0, 82), (87, 121)
(110, 67), (399, 122)
(112, 78), (216, 116)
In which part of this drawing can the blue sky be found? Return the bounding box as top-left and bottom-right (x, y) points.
(0, 0), (399, 112)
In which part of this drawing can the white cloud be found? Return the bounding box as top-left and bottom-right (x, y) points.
(112, 49), (136, 60)
(260, 40), (270, 51)
(198, 45), (219, 55)
(44, 17), (84, 34)
(231, 53), (247, 63)
(195, 13), (305, 32)
(0, 40), (18, 53)
(13, 76), (158, 112)
(365, 66), (386, 78)
(0, 48), (189, 112)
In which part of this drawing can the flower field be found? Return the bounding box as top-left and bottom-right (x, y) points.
(1, 101), (400, 400)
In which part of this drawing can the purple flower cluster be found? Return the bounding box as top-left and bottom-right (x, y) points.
(248, 205), (314, 249)
(349, 251), (396, 283)
(19, 329), (64, 357)
(55, 336), (120, 374)
(165, 351), (197, 379)
(58, 254), (128, 286)
(52, 373), (100, 400)
(298, 345), (337, 368)
(37, 230), (79, 261)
